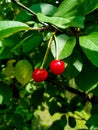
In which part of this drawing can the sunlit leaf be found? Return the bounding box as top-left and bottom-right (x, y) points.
(37, 13), (84, 29)
(4, 59), (16, 77)
(0, 21), (30, 39)
(53, 0), (84, 17)
(14, 59), (32, 85)
(79, 32), (98, 67)
(51, 34), (76, 59)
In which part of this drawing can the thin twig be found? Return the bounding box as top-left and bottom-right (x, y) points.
(29, 27), (48, 31)
(12, 0), (37, 16)
(11, 0), (63, 32)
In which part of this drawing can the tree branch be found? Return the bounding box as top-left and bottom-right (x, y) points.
(63, 84), (86, 98)
(12, 0), (37, 17)
(61, 82), (98, 104)
(46, 78), (98, 104)
(11, 0), (63, 32)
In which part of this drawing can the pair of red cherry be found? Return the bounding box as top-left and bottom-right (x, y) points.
(32, 60), (65, 82)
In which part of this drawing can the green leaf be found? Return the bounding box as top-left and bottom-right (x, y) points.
(0, 47), (13, 59)
(0, 81), (12, 104)
(53, 0), (98, 16)
(50, 120), (64, 130)
(86, 114), (98, 127)
(14, 60), (32, 85)
(89, 126), (98, 130)
(53, 0), (84, 17)
(83, 0), (98, 15)
(91, 105), (98, 115)
(37, 0), (98, 29)
(37, 13), (84, 29)
(75, 62), (98, 92)
(0, 21), (30, 39)
(30, 3), (57, 16)
(49, 99), (61, 115)
(79, 32), (98, 67)
(69, 96), (85, 112)
(0, 39), (16, 59)
(68, 116), (76, 128)
(60, 115), (67, 127)
(12, 113), (24, 127)
(85, 25), (98, 35)
(51, 34), (76, 59)
(23, 35), (42, 54)
(64, 49), (83, 79)
(15, 3), (57, 21)
(91, 86), (98, 97)
(31, 87), (44, 109)
(4, 59), (16, 77)
(52, 0), (85, 28)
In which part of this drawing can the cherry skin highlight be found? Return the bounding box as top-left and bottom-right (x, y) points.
(50, 60), (65, 75)
(32, 68), (48, 82)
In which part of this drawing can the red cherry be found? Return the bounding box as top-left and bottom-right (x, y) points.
(50, 60), (65, 75)
(32, 68), (48, 82)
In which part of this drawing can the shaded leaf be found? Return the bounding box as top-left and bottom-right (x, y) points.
(0, 39), (16, 59)
(23, 35), (42, 54)
(91, 87), (98, 97)
(0, 81), (12, 104)
(60, 115), (67, 127)
(83, 0), (98, 15)
(50, 120), (64, 130)
(0, 47), (13, 59)
(69, 96), (85, 112)
(68, 116), (76, 128)
(49, 99), (61, 115)
(86, 114), (98, 127)
(91, 104), (98, 115)
(31, 87), (44, 109)
(64, 50), (83, 79)
(75, 62), (98, 92)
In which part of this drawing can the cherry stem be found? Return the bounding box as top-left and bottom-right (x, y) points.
(40, 32), (55, 69)
(54, 35), (58, 60)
